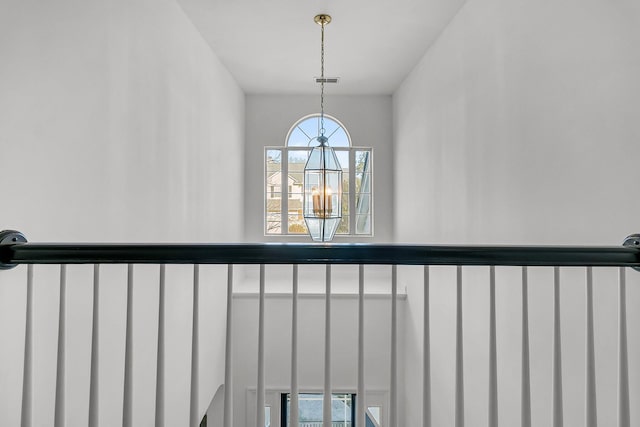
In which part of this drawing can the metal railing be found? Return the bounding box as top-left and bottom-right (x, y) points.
(2, 231), (640, 268)
(1, 229), (639, 427)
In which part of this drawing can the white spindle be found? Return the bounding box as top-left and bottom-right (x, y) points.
(585, 267), (597, 427)
(155, 265), (166, 427)
(552, 267), (563, 427)
(618, 267), (630, 427)
(190, 265), (200, 427)
(390, 265), (398, 427)
(356, 265), (365, 427)
(123, 264), (134, 427)
(257, 265), (266, 427)
(423, 266), (431, 427)
(455, 266), (464, 427)
(291, 265), (299, 427)
(223, 265), (234, 427)
(323, 265), (332, 427)
(54, 265), (67, 427)
(20, 265), (34, 427)
(488, 266), (498, 427)
(521, 267), (531, 427)
(89, 264), (100, 427)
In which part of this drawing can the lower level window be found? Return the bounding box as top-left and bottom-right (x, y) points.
(281, 393), (354, 427)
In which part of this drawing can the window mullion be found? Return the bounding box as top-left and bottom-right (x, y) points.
(349, 148), (356, 235)
(282, 148), (289, 234)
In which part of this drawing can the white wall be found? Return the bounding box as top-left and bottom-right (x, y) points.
(0, 0), (243, 425)
(394, 0), (640, 425)
(230, 277), (405, 427)
(244, 95), (393, 243)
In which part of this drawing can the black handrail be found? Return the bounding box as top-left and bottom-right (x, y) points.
(1, 230), (640, 269)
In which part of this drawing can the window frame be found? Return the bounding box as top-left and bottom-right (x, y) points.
(280, 392), (356, 427)
(264, 113), (373, 239)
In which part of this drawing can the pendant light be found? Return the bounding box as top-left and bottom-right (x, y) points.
(303, 14), (343, 242)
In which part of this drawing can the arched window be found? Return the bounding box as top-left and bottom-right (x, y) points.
(265, 114), (372, 237)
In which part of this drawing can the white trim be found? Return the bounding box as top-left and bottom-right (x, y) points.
(284, 113), (352, 148)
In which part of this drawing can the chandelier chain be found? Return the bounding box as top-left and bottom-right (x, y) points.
(320, 20), (325, 137)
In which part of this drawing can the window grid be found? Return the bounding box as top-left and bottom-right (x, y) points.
(264, 146), (372, 237)
(264, 114), (372, 238)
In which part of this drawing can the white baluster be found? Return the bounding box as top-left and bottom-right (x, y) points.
(618, 267), (630, 427)
(223, 265), (234, 427)
(521, 267), (531, 427)
(54, 265), (67, 427)
(291, 265), (299, 427)
(585, 267), (597, 427)
(488, 266), (498, 427)
(357, 265), (365, 427)
(323, 265), (332, 427)
(20, 265), (34, 427)
(552, 267), (563, 427)
(390, 265), (398, 427)
(88, 265), (100, 427)
(257, 265), (265, 427)
(423, 266), (431, 427)
(123, 264), (134, 427)
(155, 265), (166, 427)
(455, 266), (464, 427)
(190, 265), (200, 427)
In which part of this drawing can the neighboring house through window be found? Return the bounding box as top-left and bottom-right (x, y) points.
(265, 114), (373, 237)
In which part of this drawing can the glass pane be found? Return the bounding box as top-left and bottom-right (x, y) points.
(342, 174), (350, 194)
(367, 406), (381, 426)
(355, 173), (371, 194)
(289, 172), (304, 189)
(266, 221), (281, 234)
(285, 393), (353, 426)
(265, 406), (271, 427)
(327, 126), (349, 147)
(288, 149), (309, 167)
(355, 150), (371, 173)
(356, 192), (371, 213)
(289, 116), (350, 148)
(303, 146), (340, 172)
(334, 150), (349, 171)
(304, 170), (342, 218)
(288, 221), (307, 234)
(266, 196), (281, 212)
(288, 126), (312, 147)
(266, 149), (282, 223)
(287, 150), (306, 201)
(337, 217), (349, 234)
(266, 196), (281, 234)
(322, 117), (340, 139)
(298, 117), (320, 144)
(336, 192), (349, 234)
(266, 149), (282, 170)
(355, 150), (372, 230)
(356, 214), (371, 235)
(288, 199), (306, 234)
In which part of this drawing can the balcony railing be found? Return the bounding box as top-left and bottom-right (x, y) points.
(1, 229), (639, 427)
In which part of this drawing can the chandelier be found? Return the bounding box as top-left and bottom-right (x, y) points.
(303, 14), (343, 242)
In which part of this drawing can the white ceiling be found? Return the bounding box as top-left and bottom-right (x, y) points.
(176, 0), (466, 95)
